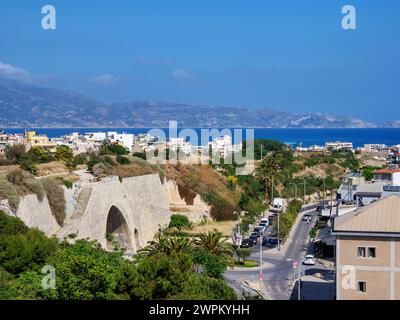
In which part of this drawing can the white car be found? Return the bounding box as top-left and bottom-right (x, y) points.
(303, 255), (316, 266)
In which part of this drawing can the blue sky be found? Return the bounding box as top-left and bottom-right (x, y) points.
(0, 0), (399, 122)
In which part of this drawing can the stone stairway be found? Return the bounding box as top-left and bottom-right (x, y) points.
(56, 186), (92, 238)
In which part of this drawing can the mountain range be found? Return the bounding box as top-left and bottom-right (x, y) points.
(0, 77), (397, 128)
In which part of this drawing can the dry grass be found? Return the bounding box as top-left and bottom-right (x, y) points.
(170, 207), (191, 213)
(185, 220), (237, 236)
(36, 161), (69, 176)
(0, 165), (20, 176)
(163, 164), (241, 205)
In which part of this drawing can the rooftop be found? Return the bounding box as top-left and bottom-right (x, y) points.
(374, 168), (400, 174)
(333, 195), (400, 234)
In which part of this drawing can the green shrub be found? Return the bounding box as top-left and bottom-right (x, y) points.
(62, 179), (73, 189)
(41, 178), (66, 226)
(0, 229), (58, 274)
(169, 214), (191, 230)
(19, 160), (38, 175)
(0, 179), (20, 210)
(116, 155), (131, 165)
(0, 211), (28, 236)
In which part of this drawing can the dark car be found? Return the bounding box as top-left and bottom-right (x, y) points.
(316, 206), (323, 213)
(249, 235), (258, 245)
(251, 232), (261, 238)
(253, 227), (264, 235)
(262, 236), (268, 246)
(240, 239), (254, 248)
(268, 216), (274, 225)
(265, 238), (279, 248)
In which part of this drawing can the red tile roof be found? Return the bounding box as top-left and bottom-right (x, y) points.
(374, 169), (400, 174)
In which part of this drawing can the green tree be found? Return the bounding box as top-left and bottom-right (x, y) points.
(234, 247), (252, 264)
(54, 145), (73, 162)
(27, 146), (50, 163)
(0, 211), (28, 235)
(194, 231), (234, 266)
(169, 214), (191, 231)
(175, 274), (236, 300)
(48, 240), (127, 300)
(0, 229), (58, 274)
(119, 252), (193, 300)
(138, 235), (193, 257)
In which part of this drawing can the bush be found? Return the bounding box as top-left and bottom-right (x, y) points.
(42, 178), (66, 226)
(0, 229), (58, 274)
(92, 162), (108, 178)
(175, 274), (236, 300)
(19, 159), (38, 175)
(62, 179), (73, 189)
(54, 145), (73, 162)
(0, 179), (20, 210)
(100, 143), (129, 156)
(116, 155), (131, 165)
(27, 146), (50, 163)
(169, 214), (191, 231)
(0, 211), (28, 236)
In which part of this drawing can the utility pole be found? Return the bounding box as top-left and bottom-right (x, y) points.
(323, 178), (326, 209)
(303, 179), (306, 203)
(277, 208), (281, 251)
(271, 177), (274, 202)
(259, 236), (263, 291)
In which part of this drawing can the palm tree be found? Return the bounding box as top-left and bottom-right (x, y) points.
(194, 231), (234, 265)
(138, 234), (193, 257)
(256, 151), (285, 201)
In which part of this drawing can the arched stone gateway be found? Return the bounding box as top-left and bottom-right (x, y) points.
(106, 206), (132, 251)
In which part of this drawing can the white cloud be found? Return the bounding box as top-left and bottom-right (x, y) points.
(172, 69), (193, 80)
(0, 62), (44, 83)
(89, 74), (119, 85)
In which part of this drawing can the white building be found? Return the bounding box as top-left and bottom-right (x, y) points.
(107, 132), (134, 152)
(84, 132), (106, 142)
(325, 141), (353, 150)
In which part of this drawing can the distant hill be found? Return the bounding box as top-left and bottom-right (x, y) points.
(0, 77), (377, 128)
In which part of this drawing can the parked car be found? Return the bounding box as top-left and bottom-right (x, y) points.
(249, 235), (258, 245)
(260, 218), (269, 225)
(262, 236), (268, 246)
(265, 238), (279, 248)
(253, 227), (264, 235)
(302, 214), (312, 222)
(268, 216), (275, 224)
(259, 221), (268, 228)
(240, 239), (254, 248)
(303, 254), (316, 265)
(316, 206), (323, 213)
(251, 232), (261, 238)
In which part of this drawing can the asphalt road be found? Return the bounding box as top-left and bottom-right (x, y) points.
(225, 210), (318, 300)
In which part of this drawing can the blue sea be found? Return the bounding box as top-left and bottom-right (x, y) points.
(2, 128), (400, 148)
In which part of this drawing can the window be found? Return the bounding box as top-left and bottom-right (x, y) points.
(368, 247), (376, 258)
(358, 281), (367, 293)
(357, 247), (366, 258)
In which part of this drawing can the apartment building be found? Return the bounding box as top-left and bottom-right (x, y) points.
(373, 168), (400, 186)
(333, 195), (400, 300)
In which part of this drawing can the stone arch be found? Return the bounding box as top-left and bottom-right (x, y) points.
(134, 228), (142, 250)
(106, 205), (132, 251)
